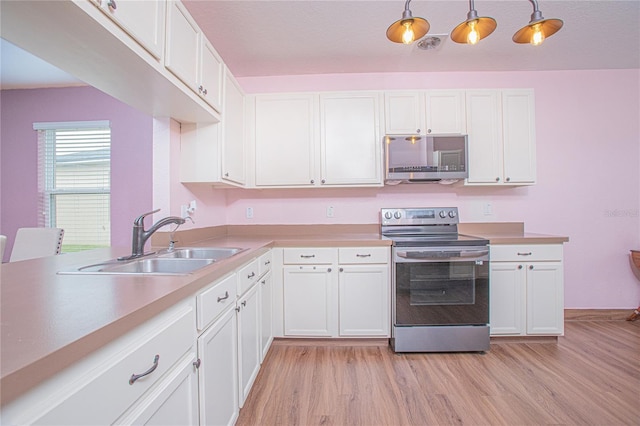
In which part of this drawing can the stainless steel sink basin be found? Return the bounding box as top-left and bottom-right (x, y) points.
(58, 246), (246, 275)
(76, 258), (215, 275)
(158, 247), (244, 260)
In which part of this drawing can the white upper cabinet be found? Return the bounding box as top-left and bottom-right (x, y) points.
(165, 0), (223, 112)
(502, 89), (536, 184)
(92, 0), (166, 60)
(384, 90), (466, 135)
(254, 94), (318, 186)
(221, 71), (246, 185)
(466, 89), (536, 185)
(320, 92), (382, 186)
(253, 92), (383, 188)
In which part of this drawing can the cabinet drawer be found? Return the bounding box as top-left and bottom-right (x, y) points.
(339, 247), (389, 264)
(258, 250), (273, 276)
(283, 248), (336, 264)
(16, 303), (195, 425)
(238, 258), (260, 295)
(490, 244), (563, 262)
(197, 273), (237, 331)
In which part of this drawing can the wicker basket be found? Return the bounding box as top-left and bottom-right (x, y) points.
(631, 250), (640, 269)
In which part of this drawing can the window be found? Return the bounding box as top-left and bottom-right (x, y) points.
(34, 121), (111, 253)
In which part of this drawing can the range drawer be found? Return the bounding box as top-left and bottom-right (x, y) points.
(238, 258), (260, 295)
(197, 273), (237, 331)
(490, 244), (563, 262)
(338, 247), (389, 264)
(283, 248), (336, 264)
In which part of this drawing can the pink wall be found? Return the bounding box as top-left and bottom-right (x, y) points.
(0, 86), (153, 261)
(220, 69), (639, 309)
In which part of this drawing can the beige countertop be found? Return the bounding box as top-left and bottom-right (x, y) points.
(0, 223), (567, 405)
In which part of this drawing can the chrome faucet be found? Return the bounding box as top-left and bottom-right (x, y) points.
(123, 209), (186, 259)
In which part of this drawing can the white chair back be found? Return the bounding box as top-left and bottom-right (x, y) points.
(9, 228), (64, 262)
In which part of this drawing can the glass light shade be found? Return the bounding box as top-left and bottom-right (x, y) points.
(387, 17), (430, 44)
(451, 16), (497, 44)
(513, 18), (563, 44)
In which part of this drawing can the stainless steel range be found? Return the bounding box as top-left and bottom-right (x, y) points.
(381, 207), (490, 353)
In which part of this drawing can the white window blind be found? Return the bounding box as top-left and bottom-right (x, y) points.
(35, 121), (111, 253)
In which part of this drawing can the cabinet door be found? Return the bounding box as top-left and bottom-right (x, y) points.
(97, 0), (166, 59)
(199, 38), (224, 111)
(222, 72), (246, 185)
(115, 353), (199, 426)
(425, 90), (466, 134)
(283, 265), (337, 336)
(320, 93), (382, 186)
(197, 306), (239, 426)
(384, 92), (424, 134)
(237, 284), (260, 407)
(490, 263), (526, 335)
(502, 89), (536, 184)
(259, 270), (273, 362)
(254, 94), (318, 186)
(338, 265), (390, 336)
(526, 262), (564, 335)
(165, 0), (199, 91)
(465, 90), (503, 184)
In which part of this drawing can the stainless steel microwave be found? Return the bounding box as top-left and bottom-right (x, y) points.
(384, 134), (468, 183)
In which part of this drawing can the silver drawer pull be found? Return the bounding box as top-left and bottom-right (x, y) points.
(247, 272), (256, 279)
(517, 252), (533, 256)
(217, 291), (229, 302)
(129, 354), (159, 385)
(356, 254), (372, 258)
(264, 260), (271, 265)
(300, 254), (315, 258)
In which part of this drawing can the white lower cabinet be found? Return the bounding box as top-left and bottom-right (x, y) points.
(197, 305), (239, 426)
(2, 301), (196, 425)
(282, 247), (391, 338)
(237, 283), (261, 407)
(490, 244), (564, 336)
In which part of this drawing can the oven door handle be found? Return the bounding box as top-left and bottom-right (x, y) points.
(395, 249), (489, 261)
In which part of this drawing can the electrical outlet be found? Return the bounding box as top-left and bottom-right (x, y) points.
(180, 205), (189, 218)
(246, 207), (254, 219)
(327, 206), (335, 218)
(483, 203), (493, 216)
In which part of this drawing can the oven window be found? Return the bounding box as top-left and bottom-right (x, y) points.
(395, 260), (489, 326)
(409, 263), (475, 305)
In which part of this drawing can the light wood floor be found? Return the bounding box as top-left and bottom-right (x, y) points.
(237, 321), (640, 425)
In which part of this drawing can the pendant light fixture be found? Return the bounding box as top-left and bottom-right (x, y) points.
(386, 0), (430, 45)
(513, 0), (563, 45)
(450, 0), (497, 45)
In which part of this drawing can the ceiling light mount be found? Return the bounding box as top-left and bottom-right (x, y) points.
(386, 0), (430, 45)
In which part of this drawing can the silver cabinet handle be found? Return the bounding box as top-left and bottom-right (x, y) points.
(517, 252), (532, 256)
(327, 268), (332, 272)
(529, 265), (534, 270)
(193, 358), (201, 369)
(247, 272), (255, 279)
(217, 291), (229, 303)
(300, 254), (315, 258)
(261, 279), (266, 285)
(416, 129), (421, 134)
(518, 265), (523, 269)
(224, 172), (229, 177)
(264, 260), (271, 265)
(339, 267), (344, 272)
(198, 85), (208, 95)
(107, 0), (117, 10)
(129, 354), (159, 385)
(241, 300), (247, 307)
(506, 177), (511, 182)
(495, 177), (500, 182)
(235, 306), (241, 312)
(321, 179), (326, 184)
(356, 254), (371, 258)
(310, 179), (315, 184)
(427, 128), (432, 134)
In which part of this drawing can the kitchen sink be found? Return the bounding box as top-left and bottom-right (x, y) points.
(158, 247), (244, 260)
(59, 246), (245, 275)
(75, 258), (215, 275)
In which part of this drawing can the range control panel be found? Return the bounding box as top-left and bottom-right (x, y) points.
(380, 207), (459, 226)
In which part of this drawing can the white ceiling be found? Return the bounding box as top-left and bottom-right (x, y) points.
(1, 1), (639, 88)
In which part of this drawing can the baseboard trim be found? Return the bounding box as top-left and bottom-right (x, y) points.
(564, 309), (632, 321)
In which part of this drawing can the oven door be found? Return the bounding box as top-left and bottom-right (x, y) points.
(393, 246), (489, 326)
